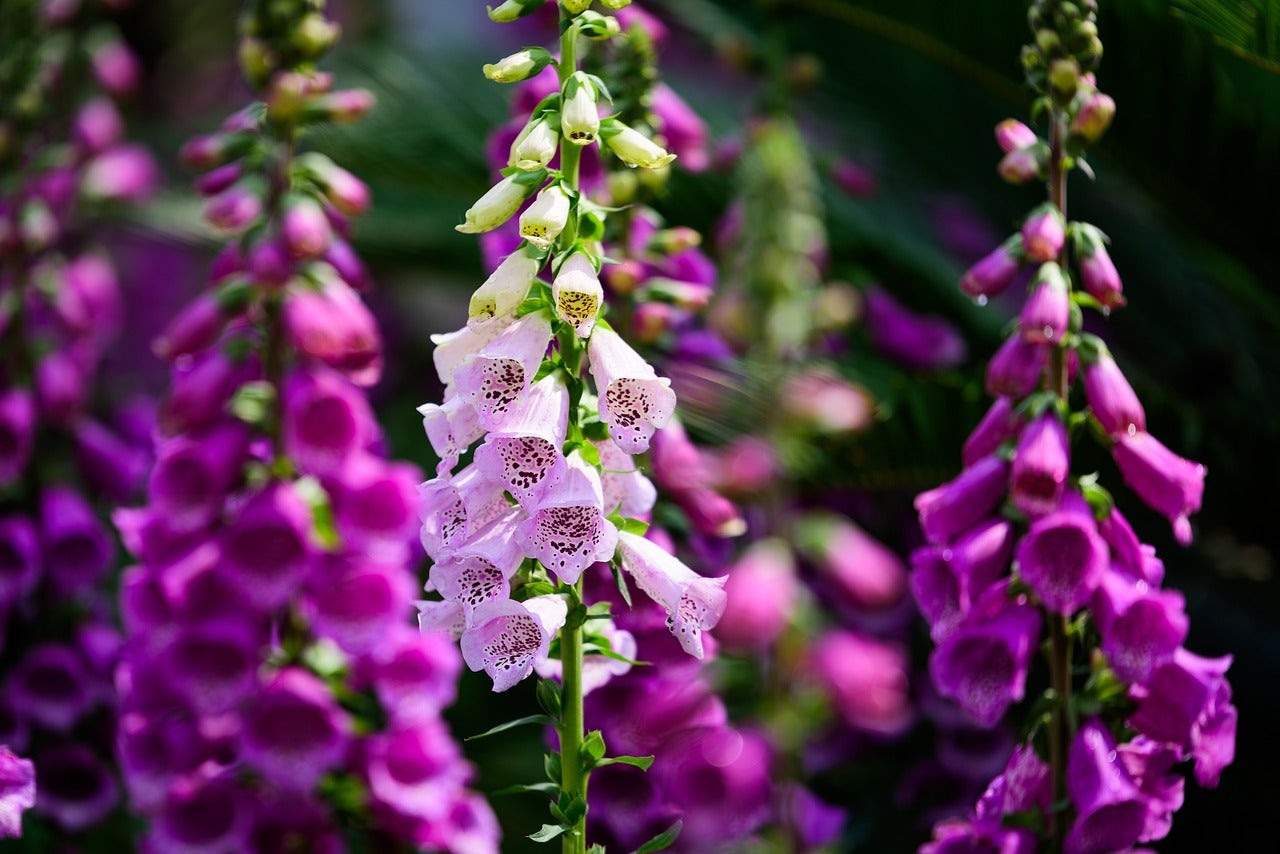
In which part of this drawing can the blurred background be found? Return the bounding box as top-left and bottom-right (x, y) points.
(89, 0), (1280, 850)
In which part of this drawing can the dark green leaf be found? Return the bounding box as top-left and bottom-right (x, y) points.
(465, 714), (553, 741)
(595, 754), (655, 770)
(580, 730), (607, 767)
(528, 824), (567, 843)
(536, 678), (563, 721)
(491, 782), (561, 796)
(629, 820), (683, 853)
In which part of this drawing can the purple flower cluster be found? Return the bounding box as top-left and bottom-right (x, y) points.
(0, 0), (159, 839)
(916, 4), (1234, 848)
(113, 9), (494, 851)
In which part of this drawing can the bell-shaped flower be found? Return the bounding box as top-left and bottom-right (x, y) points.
(519, 183), (571, 250)
(0, 388), (36, 487)
(963, 396), (1024, 465)
(602, 121), (677, 169)
(329, 456), (421, 559)
(914, 454), (1009, 546)
(283, 270), (383, 386)
(454, 311), (553, 431)
(283, 366), (378, 477)
(972, 743), (1052, 835)
(1010, 411), (1070, 518)
(0, 746), (35, 838)
(483, 46), (554, 83)
(928, 581), (1042, 726)
(910, 517), (1014, 642)
(1091, 567), (1187, 684)
(460, 594), (568, 692)
(303, 554), (415, 655)
(468, 248), (541, 330)
(147, 769), (251, 853)
(961, 236), (1023, 299)
(552, 251), (604, 337)
(536, 617), (637, 695)
(240, 668), (352, 791)
(1116, 738), (1185, 843)
(588, 325), (677, 454)
(418, 466), (504, 562)
(1111, 430), (1205, 545)
(986, 332), (1046, 399)
(354, 624), (461, 725)
(1083, 349), (1145, 436)
(429, 509), (525, 622)
(282, 194), (333, 259)
(1015, 491), (1107, 615)
(561, 72), (600, 146)
(716, 539), (799, 650)
(417, 598), (466, 641)
(864, 287), (967, 371)
(363, 721), (470, 834)
(1064, 719), (1148, 854)
(30, 744), (119, 832)
(161, 349), (248, 437)
(219, 481), (315, 609)
(473, 374), (570, 508)
(812, 629), (912, 735)
(1129, 647), (1232, 754)
(516, 454), (618, 585)
(1077, 224), (1126, 309)
(431, 316), (514, 390)
(1020, 262), (1070, 345)
(35, 350), (87, 426)
(419, 393), (483, 476)
(455, 173), (530, 234)
(807, 516), (908, 614)
(616, 531), (727, 659)
(148, 420), (251, 533)
(6, 644), (97, 732)
(0, 516), (40, 607)
(594, 438), (657, 518)
(38, 485), (115, 596)
(1020, 203), (1065, 263)
(160, 619), (261, 714)
(508, 116), (559, 172)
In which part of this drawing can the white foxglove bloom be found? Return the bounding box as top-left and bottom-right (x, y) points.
(417, 393), (482, 476)
(594, 439), (657, 518)
(429, 508), (526, 623)
(603, 123), (676, 170)
(516, 453), (619, 585)
(460, 595), (567, 692)
(551, 251), (603, 337)
(468, 250), (540, 330)
(474, 374), (570, 509)
(431, 316), (514, 390)
(588, 326), (677, 454)
(509, 117), (559, 172)
(455, 174), (528, 234)
(482, 47), (552, 83)
(518, 183), (571, 250)
(453, 312), (553, 431)
(560, 73), (600, 146)
(417, 464), (512, 561)
(616, 531), (727, 659)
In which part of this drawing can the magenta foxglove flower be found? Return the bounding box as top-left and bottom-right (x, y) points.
(219, 481), (314, 609)
(152, 292), (230, 362)
(1091, 568), (1187, 684)
(649, 728), (773, 849)
(1015, 492), (1107, 614)
(363, 722), (472, 839)
(147, 771), (251, 853)
(460, 595), (568, 692)
(74, 417), (149, 501)
(1128, 648), (1233, 757)
(282, 366), (378, 476)
(241, 668), (352, 791)
(147, 420), (250, 532)
(985, 333), (1047, 399)
(161, 350), (248, 437)
(303, 555), (415, 655)
(972, 743), (1051, 834)
(34, 350), (87, 426)
(928, 582), (1042, 726)
(1079, 239), (1125, 309)
(81, 144), (158, 202)
(1083, 350), (1145, 436)
(963, 396), (1025, 465)
(32, 744), (119, 832)
(653, 83), (709, 172)
(473, 374), (569, 508)
(1064, 719), (1148, 854)
(921, 817), (1036, 854)
(995, 119), (1037, 153)
(1111, 431), (1205, 545)
(616, 531), (727, 659)
(282, 196), (334, 259)
(911, 518), (1014, 642)
(283, 274), (383, 386)
(914, 454), (1009, 546)
(589, 326), (677, 455)
(811, 629), (912, 736)
(960, 238), (1022, 299)
(73, 96), (123, 152)
(715, 539), (798, 650)
(6, 643), (97, 732)
(38, 485), (114, 596)
(1020, 263), (1070, 345)
(1116, 738), (1185, 843)
(454, 312), (553, 431)
(0, 389), (36, 487)
(810, 516), (907, 614)
(161, 620), (260, 714)
(0, 516), (41, 607)
(864, 286), (967, 370)
(516, 456), (618, 585)
(1020, 204), (1065, 263)
(355, 625), (461, 726)
(0, 746), (35, 838)
(1010, 412), (1070, 518)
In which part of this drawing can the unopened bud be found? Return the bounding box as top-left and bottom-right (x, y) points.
(1070, 91), (1115, 144)
(998, 144), (1046, 184)
(995, 119), (1037, 153)
(294, 13), (340, 58)
(487, 0), (547, 22)
(648, 226), (701, 255)
(601, 120), (675, 169)
(600, 0), (631, 7)
(519, 183), (571, 250)
(296, 152), (371, 216)
(238, 37), (275, 87)
(456, 174), (530, 234)
(73, 98), (123, 153)
(483, 47), (554, 83)
(180, 132), (255, 170)
(1020, 262), (1070, 345)
(631, 301), (676, 343)
(508, 117), (559, 172)
(90, 37), (140, 95)
(562, 0), (593, 15)
(1048, 57), (1081, 101)
(303, 89), (376, 124)
(603, 258), (643, 295)
(204, 182), (262, 231)
(960, 236), (1023, 299)
(247, 239), (292, 287)
(282, 195), (333, 259)
(1020, 203), (1065, 263)
(561, 73), (600, 146)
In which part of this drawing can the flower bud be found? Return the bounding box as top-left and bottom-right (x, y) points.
(282, 194), (333, 258)
(302, 89), (376, 124)
(602, 121), (677, 169)
(90, 37), (140, 95)
(518, 183), (571, 249)
(483, 47), (554, 83)
(508, 117), (559, 172)
(995, 119), (1037, 153)
(247, 238), (292, 287)
(487, 0), (547, 21)
(1076, 227), (1125, 309)
(561, 73), (600, 146)
(1020, 203), (1065, 263)
(630, 301), (676, 343)
(35, 350), (87, 426)
(456, 174), (529, 234)
(998, 144), (1045, 184)
(960, 237), (1023, 299)
(1010, 412), (1070, 518)
(1071, 91), (1115, 143)
(1083, 350), (1145, 436)
(73, 97), (123, 153)
(194, 163), (243, 197)
(468, 248), (541, 328)
(152, 281), (251, 361)
(179, 132), (255, 170)
(552, 251), (603, 337)
(81, 145), (158, 202)
(1048, 56), (1081, 101)
(600, 0), (632, 9)
(985, 332), (1046, 398)
(562, 0), (593, 14)
(1020, 262), (1070, 344)
(204, 182), (262, 231)
(831, 158), (877, 198)
(717, 539), (798, 650)
(293, 12), (341, 58)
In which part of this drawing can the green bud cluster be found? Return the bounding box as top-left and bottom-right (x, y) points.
(238, 0), (340, 89)
(1024, 0), (1102, 105)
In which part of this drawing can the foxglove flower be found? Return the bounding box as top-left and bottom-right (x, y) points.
(616, 532), (727, 658)
(454, 311), (553, 430)
(0, 747), (35, 838)
(219, 480), (315, 609)
(1083, 350), (1145, 436)
(456, 174), (530, 234)
(1015, 492), (1107, 615)
(240, 668), (352, 791)
(963, 396), (1024, 465)
(473, 373), (570, 507)
(460, 595), (568, 692)
(588, 326), (677, 454)
(1078, 238), (1125, 309)
(508, 116), (560, 172)
(468, 247), (541, 329)
(1064, 719), (1148, 854)
(1020, 262), (1070, 345)
(561, 72), (600, 145)
(594, 438), (657, 518)
(1091, 568), (1187, 684)
(552, 251), (604, 337)
(430, 512), (525, 621)
(1111, 430), (1205, 545)
(914, 454), (1009, 546)
(1009, 412), (1070, 518)
(1020, 203), (1065, 262)
(519, 182), (572, 249)
(516, 455), (618, 585)
(960, 237), (1022, 299)
(986, 332), (1046, 398)
(602, 122), (677, 169)
(812, 630), (912, 735)
(716, 539), (799, 650)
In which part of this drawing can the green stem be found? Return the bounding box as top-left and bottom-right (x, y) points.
(1046, 111), (1072, 854)
(555, 12), (588, 854)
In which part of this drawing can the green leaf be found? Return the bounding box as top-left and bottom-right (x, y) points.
(465, 714), (553, 741)
(229, 380), (275, 426)
(529, 824), (568, 843)
(595, 754), (655, 770)
(630, 820), (683, 853)
(557, 792), (588, 825)
(620, 517), (650, 536)
(491, 782), (561, 796)
(544, 752), (562, 785)
(536, 678), (563, 721)
(580, 730), (607, 767)
(610, 562), (633, 607)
